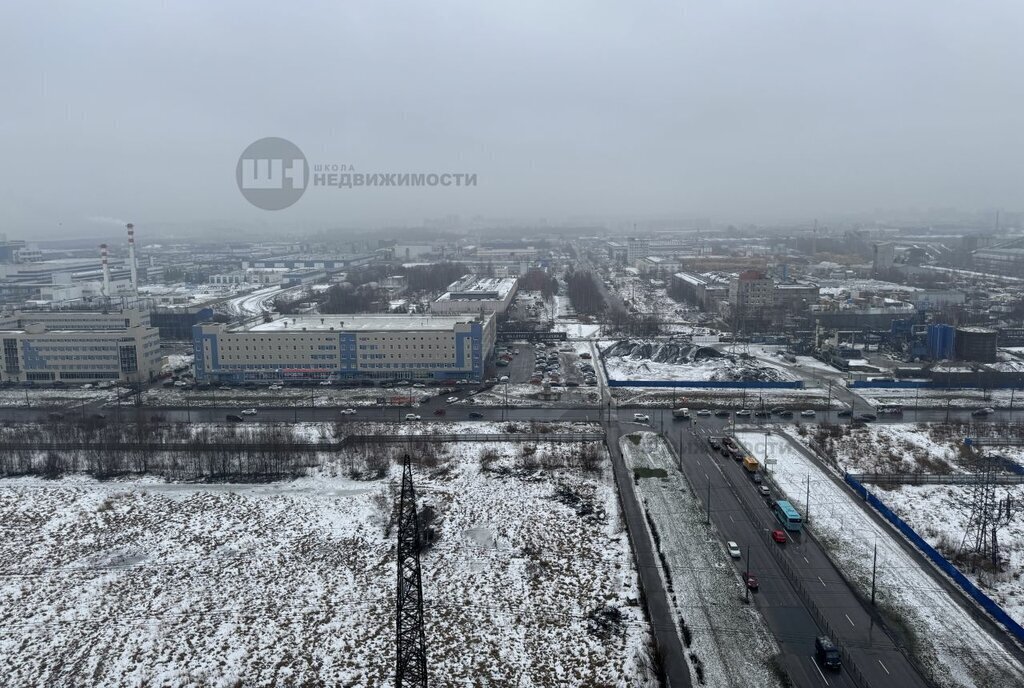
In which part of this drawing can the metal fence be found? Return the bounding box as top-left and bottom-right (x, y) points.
(845, 473), (1024, 646)
(342, 432), (605, 444)
(848, 472), (1024, 486)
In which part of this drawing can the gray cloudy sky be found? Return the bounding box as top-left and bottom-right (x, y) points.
(1, 1), (1022, 237)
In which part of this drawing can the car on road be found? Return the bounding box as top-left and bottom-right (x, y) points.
(972, 407), (995, 417)
(696, 409), (711, 416)
(632, 413), (650, 423)
(412, 382), (426, 388)
(800, 409), (816, 418)
(404, 413), (421, 421)
(319, 380), (332, 386)
(499, 375), (509, 383)
(469, 411), (484, 419)
(743, 572), (759, 591)
(241, 408), (258, 415)
(771, 529), (787, 544)
(727, 541), (742, 558)
(815, 636), (842, 671)
(340, 408), (357, 415)
(218, 386), (231, 391)
(837, 409), (852, 417)
(225, 414), (244, 423)
(857, 413), (877, 422)
(446, 396), (459, 404)
(433, 408), (446, 416)
(714, 409), (730, 417)
(770, 406), (786, 415)
(777, 410), (794, 418)
(754, 410), (770, 418)
(736, 409), (751, 417)
(708, 438), (721, 450)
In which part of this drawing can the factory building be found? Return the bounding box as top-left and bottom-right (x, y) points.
(193, 313), (495, 384)
(0, 301), (162, 384)
(432, 276), (517, 315)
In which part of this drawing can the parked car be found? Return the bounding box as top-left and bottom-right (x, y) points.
(499, 375), (509, 383)
(837, 409), (852, 417)
(743, 572), (759, 591)
(469, 411), (484, 419)
(771, 529), (787, 544)
(241, 408), (258, 416)
(340, 408), (357, 415)
(404, 413), (421, 421)
(727, 541), (742, 558)
(736, 409), (751, 417)
(446, 396), (459, 404)
(972, 407), (995, 417)
(800, 409), (816, 418)
(632, 413), (650, 423)
(412, 383), (426, 388)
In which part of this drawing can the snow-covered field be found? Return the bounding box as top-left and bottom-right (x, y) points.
(801, 423), (966, 474)
(611, 386), (840, 409)
(856, 386), (1024, 410)
(604, 341), (795, 385)
(0, 387), (114, 408)
(0, 440), (652, 686)
(620, 432), (783, 688)
(735, 430), (1024, 688)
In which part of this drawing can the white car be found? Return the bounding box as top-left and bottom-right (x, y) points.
(241, 408), (258, 416)
(446, 396), (459, 404)
(499, 375), (509, 383)
(412, 383), (426, 388)
(269, 384), (282, 391)
(404, 413), (421, 421)
(633, 413), (650, 423)
(800, 409), (816, 418)
(727, 541), (742, 558)
(319, 380), (332, 386)
(340, 408), (357, 415)
(696, 409), (711, 416)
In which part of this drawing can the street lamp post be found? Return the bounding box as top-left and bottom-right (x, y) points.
(805, 475), (811, 524)
(871, 540), (879, 605)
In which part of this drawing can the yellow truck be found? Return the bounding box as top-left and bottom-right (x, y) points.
(742, 455), (760, 473)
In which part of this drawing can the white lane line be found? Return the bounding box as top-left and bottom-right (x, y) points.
(729, 515), (735, 523)
(811, 657), (830, 685)
(845, 614), (855, 627)
(818, 576), (827, 587)
(878, 660), (890, 675)
(803, 556), (810, 564)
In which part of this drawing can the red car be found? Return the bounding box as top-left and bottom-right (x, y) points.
(744, 572), (759, 591)
(433, 408), (446, 416)
(771, 529), (787, 544)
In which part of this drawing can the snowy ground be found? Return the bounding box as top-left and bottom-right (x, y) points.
(620, 432), (784, 688)
(800, 423), (968, 474)
(611, 386), (842, 410)
(735, 430), (1024, 688)
(856, 386), (1024, 410)
(605, 355), (795, 384)
(0, 440), (652, 687)
(0, 387), (115, 408)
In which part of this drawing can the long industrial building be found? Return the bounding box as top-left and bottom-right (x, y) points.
(431, 275), (517, 315)
(193, 313), (496, 384)
(0, 301), (162, 384)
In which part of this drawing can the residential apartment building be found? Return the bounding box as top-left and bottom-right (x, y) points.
(193, 313), (496, 384)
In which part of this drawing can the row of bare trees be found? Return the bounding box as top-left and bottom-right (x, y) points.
(0, 419), (323, 481)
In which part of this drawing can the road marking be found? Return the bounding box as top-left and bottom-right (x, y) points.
(811, 657), (830, 685)
(729, 515), (734, 523)
(803, 556), (810, 564)
(705, 473), (710, 481)
(845, 613), (855, 626)
(878, 660), (890, 675)
(818, 576), (827, 587)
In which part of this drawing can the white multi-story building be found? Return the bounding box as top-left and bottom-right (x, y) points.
(0, 302), (162, 384)
(193, 313), (495, 384)
(432, 275), (517, 315)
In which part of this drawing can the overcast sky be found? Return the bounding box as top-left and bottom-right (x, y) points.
(2, 1), (1022, 238)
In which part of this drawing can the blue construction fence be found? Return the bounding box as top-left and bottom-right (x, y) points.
(844, 473), (1024, 644)
(607, 379), (804, 389)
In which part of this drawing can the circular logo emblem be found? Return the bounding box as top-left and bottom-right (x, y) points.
(236, 137), (309, 210)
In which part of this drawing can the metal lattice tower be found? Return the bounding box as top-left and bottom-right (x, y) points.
(395, 455), (428, 688)
(959, 444), (1017, 572)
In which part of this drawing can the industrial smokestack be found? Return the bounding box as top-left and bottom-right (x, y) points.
(100, 243), (111, 297)
(126, 223), (138, 295)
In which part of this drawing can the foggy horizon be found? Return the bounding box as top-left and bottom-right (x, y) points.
(3, 1), (1023, 238)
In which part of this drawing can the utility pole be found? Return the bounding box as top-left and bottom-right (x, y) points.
(805, 475), (811, 524)
(871, 541), (878, 605)
(396, 456), (428, 687)
(706, 478), (712, 525)
(745, 545), (751, 604)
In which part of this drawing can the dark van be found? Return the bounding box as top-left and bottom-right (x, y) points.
(815, 636), (841, 670)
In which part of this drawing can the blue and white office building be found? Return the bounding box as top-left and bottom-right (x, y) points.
(193, 313), (495, 384)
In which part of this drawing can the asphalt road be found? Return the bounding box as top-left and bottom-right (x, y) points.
(671, 423), (929, 688)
